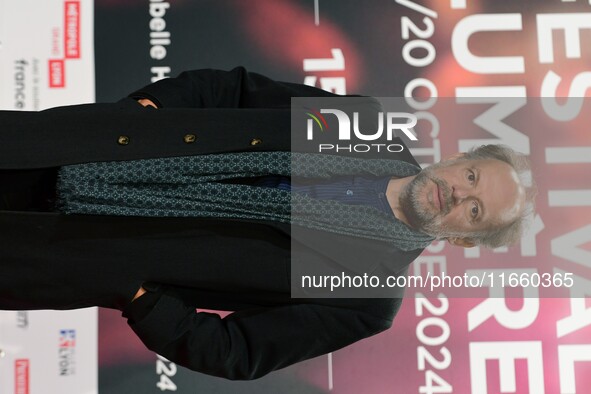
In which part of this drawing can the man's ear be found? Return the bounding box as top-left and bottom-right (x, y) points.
(447, 237), (476, 248)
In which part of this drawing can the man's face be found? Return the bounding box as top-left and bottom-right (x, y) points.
(399, 157), (525, 242)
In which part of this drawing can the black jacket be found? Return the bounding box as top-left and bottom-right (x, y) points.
(0, 67), (424, 380)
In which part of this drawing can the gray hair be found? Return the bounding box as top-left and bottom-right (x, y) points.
(459, 144), (537, 248)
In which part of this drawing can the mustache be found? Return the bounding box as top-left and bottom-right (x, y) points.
(429, 175), (452, 215)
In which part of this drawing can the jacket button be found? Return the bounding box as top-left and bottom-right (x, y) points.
(250, 138), (262, 146)
(118, 135), (130, 145)
(184, 134), (196, 143)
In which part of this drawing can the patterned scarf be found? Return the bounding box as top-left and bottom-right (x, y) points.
(56, 152), (434, 251)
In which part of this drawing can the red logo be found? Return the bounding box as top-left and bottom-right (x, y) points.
(49, 60), (65, 88)
(64, 1), (80, 59)
(14, 359), (29, 394)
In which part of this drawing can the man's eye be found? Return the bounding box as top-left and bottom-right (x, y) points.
(468, 170), (476, 184)
(471, 202), (479, 218)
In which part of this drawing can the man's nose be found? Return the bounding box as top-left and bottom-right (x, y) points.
(452, 186), (469, 205)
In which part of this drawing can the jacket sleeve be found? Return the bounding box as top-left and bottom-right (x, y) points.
(122, 288), (397, 380)
(126, 66), (340, 109)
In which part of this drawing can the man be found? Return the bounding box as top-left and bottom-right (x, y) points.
(0, 67), (535, 380)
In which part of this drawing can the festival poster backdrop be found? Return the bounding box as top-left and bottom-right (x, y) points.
(0, 0), (589, 393)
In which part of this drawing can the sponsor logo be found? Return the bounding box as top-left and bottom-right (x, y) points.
(58, 329), (76, 376)
(16, 311), (29, 329)
(64, 1), (80, 59)
(15, 359), (29, 394)
(14, 60), (28, 109)
(48, 60), (65, 88)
